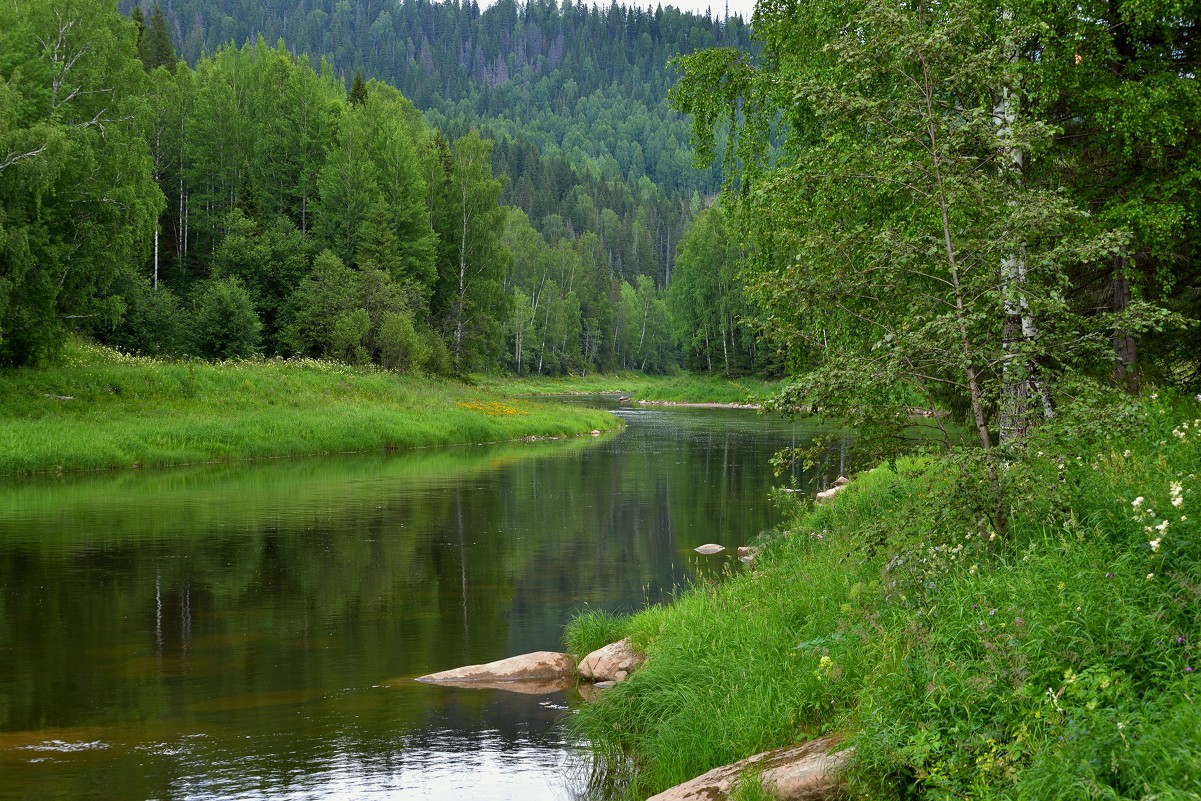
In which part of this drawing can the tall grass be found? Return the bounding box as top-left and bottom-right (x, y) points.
(479, 371), (784, 405)
(568, 388), (1201, 799)
(0, 340), (620, 475)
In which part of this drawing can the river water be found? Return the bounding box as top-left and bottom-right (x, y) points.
(0, 399), (851, 801)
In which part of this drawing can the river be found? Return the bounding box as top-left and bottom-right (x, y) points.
(0, 399), (851, 800)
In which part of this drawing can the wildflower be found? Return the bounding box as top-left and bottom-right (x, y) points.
(1151, 393), (1158, 399)
(1156, 520), (1170, 534)
(1133, 497), (1145, 510)
(1147, 573), (1155, 581)
(1123, 449), (1132, 458)
(969, 564), (978, 575)
(1150, 539), (1161, 553)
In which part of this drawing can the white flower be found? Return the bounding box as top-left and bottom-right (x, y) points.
(1150, 538), (1161, 553)
(1133, 497), (1145, 510)
(1174, 496), (1185, 508)
(1156, 520), (1170, 533)
(1123, 449), (1132, 458)
(1147, 573), (1155, 581)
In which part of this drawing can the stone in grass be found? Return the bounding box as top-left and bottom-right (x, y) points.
(833, 476), (851, 487)
(647, 735), (853, 801)
(416, 651), (576, 685)
(694, 543), (726, 555)
(578, 637), (644, 682)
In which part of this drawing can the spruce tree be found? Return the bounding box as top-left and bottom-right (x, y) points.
(348, 69), (367, 106)
(139, 5), (176, 72)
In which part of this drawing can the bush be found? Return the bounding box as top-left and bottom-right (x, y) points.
(185, 276), (262, 359)
(378, 310), (428, 372)
(102, 274), (183, 356)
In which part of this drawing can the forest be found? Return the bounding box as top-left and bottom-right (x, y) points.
(1, 0), (766, 375)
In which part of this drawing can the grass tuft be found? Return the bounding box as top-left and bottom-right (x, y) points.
(564, 608), (632, 658)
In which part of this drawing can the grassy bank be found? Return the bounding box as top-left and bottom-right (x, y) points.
(477, 372), (783, 405)
(0, 341), (619, 476)
(567, 389), (1201, 799)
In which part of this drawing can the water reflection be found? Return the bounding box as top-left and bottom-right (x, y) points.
(0, 402), (853, 800)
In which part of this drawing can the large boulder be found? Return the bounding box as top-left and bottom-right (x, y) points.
(577, 637), (643, 683)
(647, 736), (853, 801)
(416, 651), (576, 685)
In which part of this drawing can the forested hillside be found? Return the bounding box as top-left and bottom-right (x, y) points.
(2, 0), (767, 375)
(121, 0), (754, 288)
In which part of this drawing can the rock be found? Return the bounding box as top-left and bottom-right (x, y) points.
(578, 637), (644, 682)
(593, 680), (616, 689)
(694, 543), (726, 555)
(647, 736), (853, 801)
(815, 487), (840, 503)
(591, 429), (601, 436)
(736, 546), (756, 558)
(833, 476), (850, 487)
(416, 651), (576, 684)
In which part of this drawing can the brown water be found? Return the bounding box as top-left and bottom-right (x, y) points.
(0, 400), (851, 800)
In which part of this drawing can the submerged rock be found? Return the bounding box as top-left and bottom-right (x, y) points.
(647, 736), (853, 801)
(578, 637), (643, 682)
(400, 676), (573, 695)
(416, 651), (576, 685)
(694, 543), (726, 555)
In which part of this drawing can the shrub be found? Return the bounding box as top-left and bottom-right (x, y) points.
(185, 276), (262, 359)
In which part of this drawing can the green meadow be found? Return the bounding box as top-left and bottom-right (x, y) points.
(0, 341), (619, 476)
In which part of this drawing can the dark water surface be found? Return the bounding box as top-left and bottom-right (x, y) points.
(0, 400), (850, 800)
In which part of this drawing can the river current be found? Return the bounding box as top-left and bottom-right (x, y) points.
(0, 399), (851, 800)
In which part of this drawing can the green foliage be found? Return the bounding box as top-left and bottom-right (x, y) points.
(570, 390), (1201, 799)
(377, 310), (428, 373)
(138, 5), (175, 72)
(185, 276), (262, 359)
(668, 204), (758, 374)
(0, 0), (163, 366)
(101, 273), (183, 356)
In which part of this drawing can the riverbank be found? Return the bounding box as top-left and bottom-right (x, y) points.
(0, 341), (620, 476)
(567, 390), (1201, 799)
(476, 372), (783, 406)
